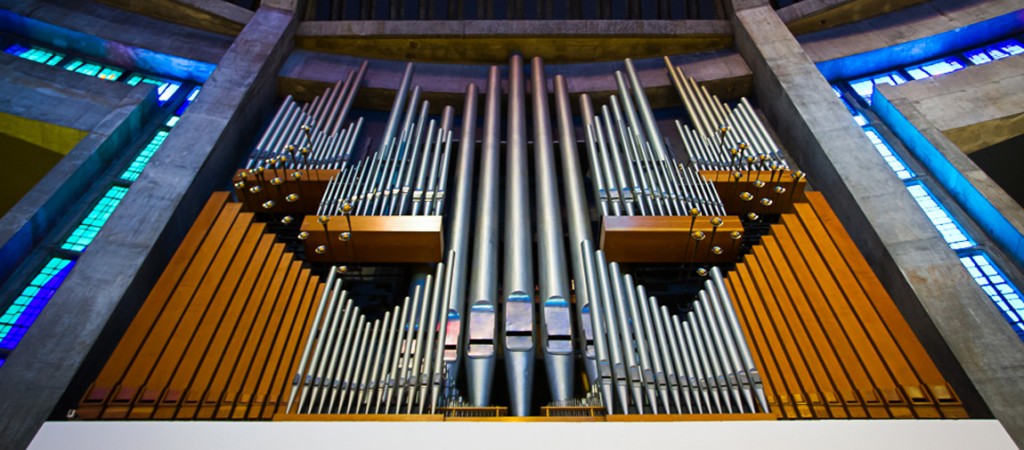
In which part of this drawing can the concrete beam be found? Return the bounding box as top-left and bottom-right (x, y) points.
(0, 0), (232, 74)
(879, 55), (1024, 155)
(95, 0), (253, 36)
(0, 51), (159, 291)
(721, 0), (769, 19)
(728, 4), (1024, 446)
(778, 0), (929, 35)
(874, 77), (1024, 268)
(799, 0), (1024, 81)
(0, 6), (297, 449)
(295, 19), (732, 64)
(0, 52), (139, 135)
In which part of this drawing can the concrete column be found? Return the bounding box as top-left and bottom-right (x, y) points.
(726, 3), (1024, 447)
(0, 4), (298, 449)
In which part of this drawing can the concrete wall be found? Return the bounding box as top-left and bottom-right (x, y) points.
(729, 2), (1024, 447)
(0, 0), (228, 81)
(296, 19), (732, 64)
(0, 50), (158, 290)
(874, 71), (1024, 268)
(884, 55), (1024, 155)
(0, 5), (298, 450)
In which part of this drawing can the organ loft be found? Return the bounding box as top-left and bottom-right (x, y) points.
(0, 0), (1022, 448)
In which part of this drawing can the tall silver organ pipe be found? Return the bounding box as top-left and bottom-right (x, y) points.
(530, 57), (575, 404)
(553, 75), (598, 387)
(503, 54), (536, 417)
(466, 65), (501, 408)
(442, 83), (480, 399)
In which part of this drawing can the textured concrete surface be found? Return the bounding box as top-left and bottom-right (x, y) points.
(800, 0), (1024, 81)
(779, 0), (929, 35)
(731, 4), (1024, 448)
(95, 0), (252, 36)
(0, 52), (132, 137)
(0, 6), (297, 450)
(882, 55), (1024, 155)
(296, 19), (733, 64)
(0, 0), (233, 68)
(0, 50), (158, 292)
(875, 80), (1024, 268)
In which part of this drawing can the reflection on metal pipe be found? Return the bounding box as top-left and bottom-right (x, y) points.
(504, 54), (536, 417)
(575, 246), (769, 415)
(554, 75), (598, 388)
(442, 84), (479, 401)
(531, 57), (575, 403)
(466, 65), (501, 408)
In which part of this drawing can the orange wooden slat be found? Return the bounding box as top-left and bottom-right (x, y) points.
(801, 194), (966, 418)
(216, 249), (294, 418)
(255, 270), (320, 419)
(176, 233), (276, 419)
(232, 259), (303, 418)
(79, 193), (229, 417)
(749, 243), (829, 419)
(725, 273), (783, 418)
(104, 202), (242, 419)
(154, 219), (266, 419)
(129, 210), (254, 419)
(769, 221), (876, 419)
(735, 260), (806, 418)
(196, 242), (286, 419)
(243, 262), (308, 418)
(779, 212), (912, 418)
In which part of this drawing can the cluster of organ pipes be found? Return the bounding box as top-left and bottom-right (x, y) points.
(582, 60), (726, 217)
(77, 52), (968, 421)
(246, 61), (369, 171)
(252, 54), (779, 416)
(314, 62), (457, 217)
(664, 56), (788, 173)
(287, 253), (457, 415)
(315, 100), (456, 217)
(581, 242), (767, 415)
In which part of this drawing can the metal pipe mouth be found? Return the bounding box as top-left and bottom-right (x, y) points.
(505, 348), (536, 416)
(504, 292), (535, 351)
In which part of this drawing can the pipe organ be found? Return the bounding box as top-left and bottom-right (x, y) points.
(75, 54), (965, 422)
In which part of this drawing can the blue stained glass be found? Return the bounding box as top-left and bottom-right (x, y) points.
(831, 84), (868, 126)
(965, 38), (1024, 65)
(121, 131), (169, 182)
(158, 82), (180, 103)
(60, 186), (130, 252)
(5, 43), (64, 66)
(863, 128), (914, 180)
(906, 57), (966, 80)
(63, 58), (123, 81)
(4, 43), (26, 55)
(849, 72), (907, 104)
(125, 74), (181, 105)
(960, 253), (1024, 341)
(905, 182), (974, 250)
(0, 259), (75, 351)
(176, 86), (201, 116)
